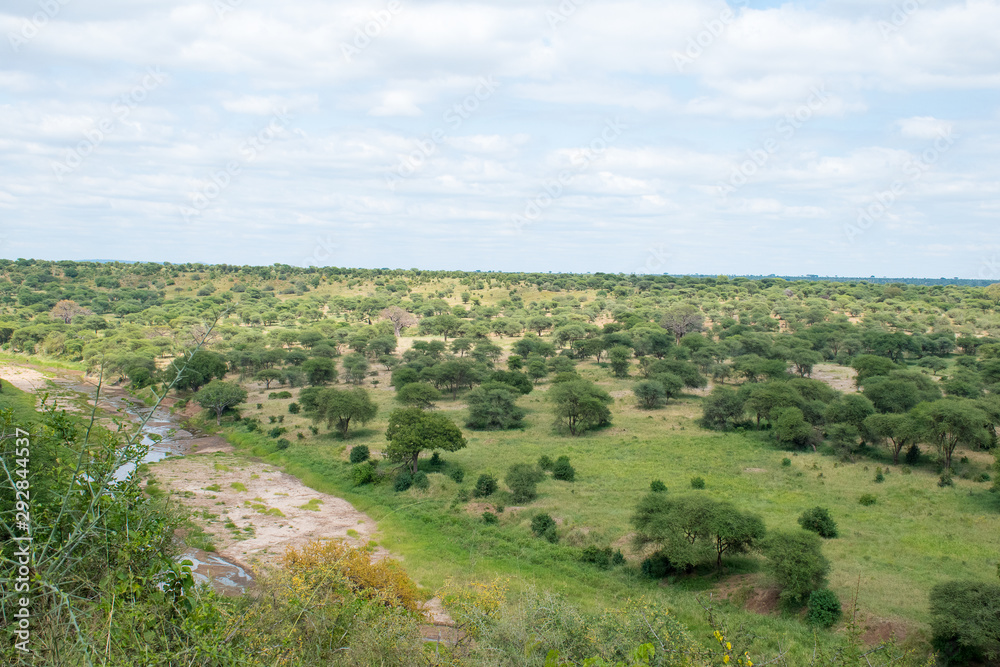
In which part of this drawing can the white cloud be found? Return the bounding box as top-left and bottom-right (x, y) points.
(0, 0), (997, 275)
(897, 116), (955, 140)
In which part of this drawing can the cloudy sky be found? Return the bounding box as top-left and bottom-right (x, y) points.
(2, 0), (999, 277)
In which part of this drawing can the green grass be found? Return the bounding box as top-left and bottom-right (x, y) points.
(0, 381), (41, 420)
(216, 358), (999, 660)
(298, 498), (323, 511)
(230, 482), (247, 492)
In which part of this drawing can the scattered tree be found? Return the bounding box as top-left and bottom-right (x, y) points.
(195, 380), (248, 425)
(385, 408), (467, 474)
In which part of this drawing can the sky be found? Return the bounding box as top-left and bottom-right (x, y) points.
(1, 0), (999, 278)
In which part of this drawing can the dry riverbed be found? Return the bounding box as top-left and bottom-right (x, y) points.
(147, 445), (385, 567)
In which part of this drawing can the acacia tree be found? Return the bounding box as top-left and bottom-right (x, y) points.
(631, 494), (765, 571)
(195, 380), (248, 425)
(465, 382), (525, 430)
(380, 306), (417, 337)
(864, 413), (921, 464)
(912, 399), (990, 470)
(548, 379), (612, 435)
(311, 387), (377, 437)
(50, 300), (92, 324)
(254, 369), (283, 389)
(659, 304), (704, 345)
(385, 408), (467, 473)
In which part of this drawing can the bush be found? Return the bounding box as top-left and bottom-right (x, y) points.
(412, 471), (430, 490)
(506, 463), (545, 503)
(269, 391), (293, 399)
(580, 546), (623, 570)
(268, 426), (287, 439)
(473, 474), (498, 498)
(690, 476), (705, 489)
(353, 461), (377, 486)
(904, 443), (921, 465)
(393, 471), (413, 492)
(781, 458), (792, 467)
(874, 467), (885, 483)
(938, 473), (955, 487)
(552, 456), (576, 482)
(349, 445), (370, 464)
(530, 513), (558, 543)
(428, 451), (444, 470)
(649, 479), (667, 493)
(275, 438), (291, 451)
(465, 382), (526, 430)
(538, 455), (554, 471)
(481, 511), (499, 525)
(798, 507), (838, 539)
(930, 580), (1000, 665)
(640, 552), (674, 579)
(858, 493), (877, 506)
(448, 467), (465, 483)
(762, 530), (830, 604)
(288, 402), (300, 414)
(807, 589), (843, 628)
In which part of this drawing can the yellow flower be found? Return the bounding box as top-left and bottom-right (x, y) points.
(726, 642), (732, 651)
(724, 656), (730, 664)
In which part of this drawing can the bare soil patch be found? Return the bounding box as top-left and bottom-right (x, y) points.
(0, 363), (50, 392)
(812, 363), (858, 393)
(149, 452), (387, 567)
(713, 573), (782, 616)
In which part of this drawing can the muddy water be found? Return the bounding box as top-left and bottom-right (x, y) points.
(40, 371), (254, 595)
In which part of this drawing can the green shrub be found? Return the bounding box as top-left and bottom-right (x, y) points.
(505, 463), (545, 503)
(930, 580), (1000, 665)
(256, 403), (263, 410)
(473, 473), (498, 498)
(349, 445), (370, 464)
(275, 438), (291, 451)
(690, 476), (705, 489)
(640, 552), (674, 579)
(428, 451), (444, 470)
(581, 546), (625, 570)
(412, 471), (430, 490)
(807, 589), (843, 628)
(798, 507), (838, 539)
(269, 391), (293, 399)
(649, 479), (667, 493)
(352, 461), (377, 486)
(288, 402), (300, 414)
(874, 468), (885, 483)
(552, 456), (576, 482)
(394, 471), (413, 492)
(904, 443), (921, 465)
(268, 426), (286, 438)
(938, 473), (954, 487)
(530, 513), (558, 543)
(762, 530), (830, 604)
(538, 455), (554, 471)
(482, 511), (499, 525)
(448, 467), (465, 483)
(858, 493), (877, 506)
(976, 472), (991, 483)
(781, 458), (792, 467)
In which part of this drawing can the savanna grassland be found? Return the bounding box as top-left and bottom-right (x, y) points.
(2, 259), (999, 666)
